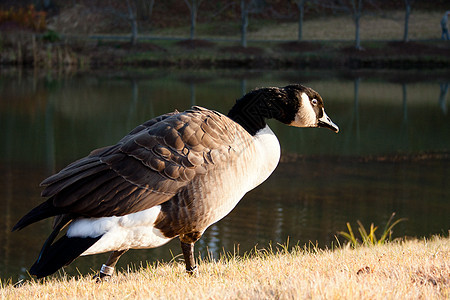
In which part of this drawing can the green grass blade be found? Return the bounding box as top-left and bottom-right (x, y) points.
(337, 222), (359, 248)
(369, 224), (378, 245)
(357, 220), (370, 245)
(379, 213), (407, 243)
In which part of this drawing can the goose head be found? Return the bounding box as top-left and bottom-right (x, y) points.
(228, 84), (339, 135)
(283, 84), (339, 133)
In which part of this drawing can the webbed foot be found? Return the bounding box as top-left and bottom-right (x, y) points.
(186, 265), (198, 277)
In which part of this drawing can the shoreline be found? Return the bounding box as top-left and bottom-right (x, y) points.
(1, 35), (449, 70)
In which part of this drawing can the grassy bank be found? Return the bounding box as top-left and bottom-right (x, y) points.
(159, 11), (444, 41)
(1, 36), (449, 70)
(2, 236), (448, 299)
(1, 10), (450, 69)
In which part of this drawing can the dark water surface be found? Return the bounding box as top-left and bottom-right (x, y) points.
(1, 68), (449, 281)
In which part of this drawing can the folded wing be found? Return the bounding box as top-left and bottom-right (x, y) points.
(38, 107), (238, 219)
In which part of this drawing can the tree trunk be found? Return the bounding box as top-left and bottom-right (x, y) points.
(137, 0), (155, 21)
(190, 0), (197, 40)
(353, 77), (361, 144)
(296, 0), (305, 41)
(184, 0), (201, 40)
(147, 0), (155, 18)
(190, 82), (196, 106)
(353, 0), (362, 50)
(354, 13), (361, 49)
(126, 0), (138, 46)
(439, 83), (448, 114)
(241, 0), (248, 48)
(403, 1), (411, 42)
(131, 19), (138, 45)
(402, 83), (408, 122)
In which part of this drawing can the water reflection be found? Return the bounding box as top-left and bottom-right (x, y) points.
(0, 68), (449, 281)
(440, 83), (448, 114)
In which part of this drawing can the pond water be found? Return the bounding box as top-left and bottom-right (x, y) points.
(0, 68), (449, 281)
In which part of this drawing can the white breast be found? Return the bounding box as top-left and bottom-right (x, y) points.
(198, 124), (281, 228)
(250, 125), (281, 189)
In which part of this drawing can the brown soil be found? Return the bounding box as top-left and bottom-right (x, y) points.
(97, 41), (167, 52)
(341, 41), (450, 57)
(219, 46), (265, 55)
(278, 41), (322, 52)
(0, 21), (34, 32)
(175, 39), (216, 49)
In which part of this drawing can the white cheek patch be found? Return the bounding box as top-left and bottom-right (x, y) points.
(290, 92), (317, 127)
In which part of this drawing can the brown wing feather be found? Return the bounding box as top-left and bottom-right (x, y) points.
(40, 108), (238, 218)
(41, 162), (110, 198)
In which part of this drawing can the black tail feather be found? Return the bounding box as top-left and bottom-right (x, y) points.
(12, 199), (64, 232)
(30, 235), (102, 279)
(36, 214), (73, 264)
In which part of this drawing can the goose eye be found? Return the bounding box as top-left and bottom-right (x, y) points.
(311, 99), (318, 106)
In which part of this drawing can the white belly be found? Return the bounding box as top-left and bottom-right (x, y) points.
(66, 205), (171, 255)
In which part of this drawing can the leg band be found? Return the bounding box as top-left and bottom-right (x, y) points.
(186, 265), (198, 273)
(100, 264), (114, 276)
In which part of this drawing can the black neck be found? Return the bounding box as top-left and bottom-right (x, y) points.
(227, 87), (297, 135)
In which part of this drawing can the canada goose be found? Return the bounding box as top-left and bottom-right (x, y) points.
(13, 84), (338, 280)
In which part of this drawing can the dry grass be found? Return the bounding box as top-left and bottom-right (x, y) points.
(1, 236), (449, 299)
(138, 10), (441, 41)
(249, 11), (442, 41)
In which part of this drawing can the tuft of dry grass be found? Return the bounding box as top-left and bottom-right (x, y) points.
(1, 236), (449, 299)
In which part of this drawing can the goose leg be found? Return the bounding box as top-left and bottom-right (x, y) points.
(179, 232), (202, 275)
(180, 241), (197, 274)
(94, 249), (128, 282)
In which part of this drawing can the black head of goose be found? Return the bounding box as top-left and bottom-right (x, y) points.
(12, 84), (338, 280)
